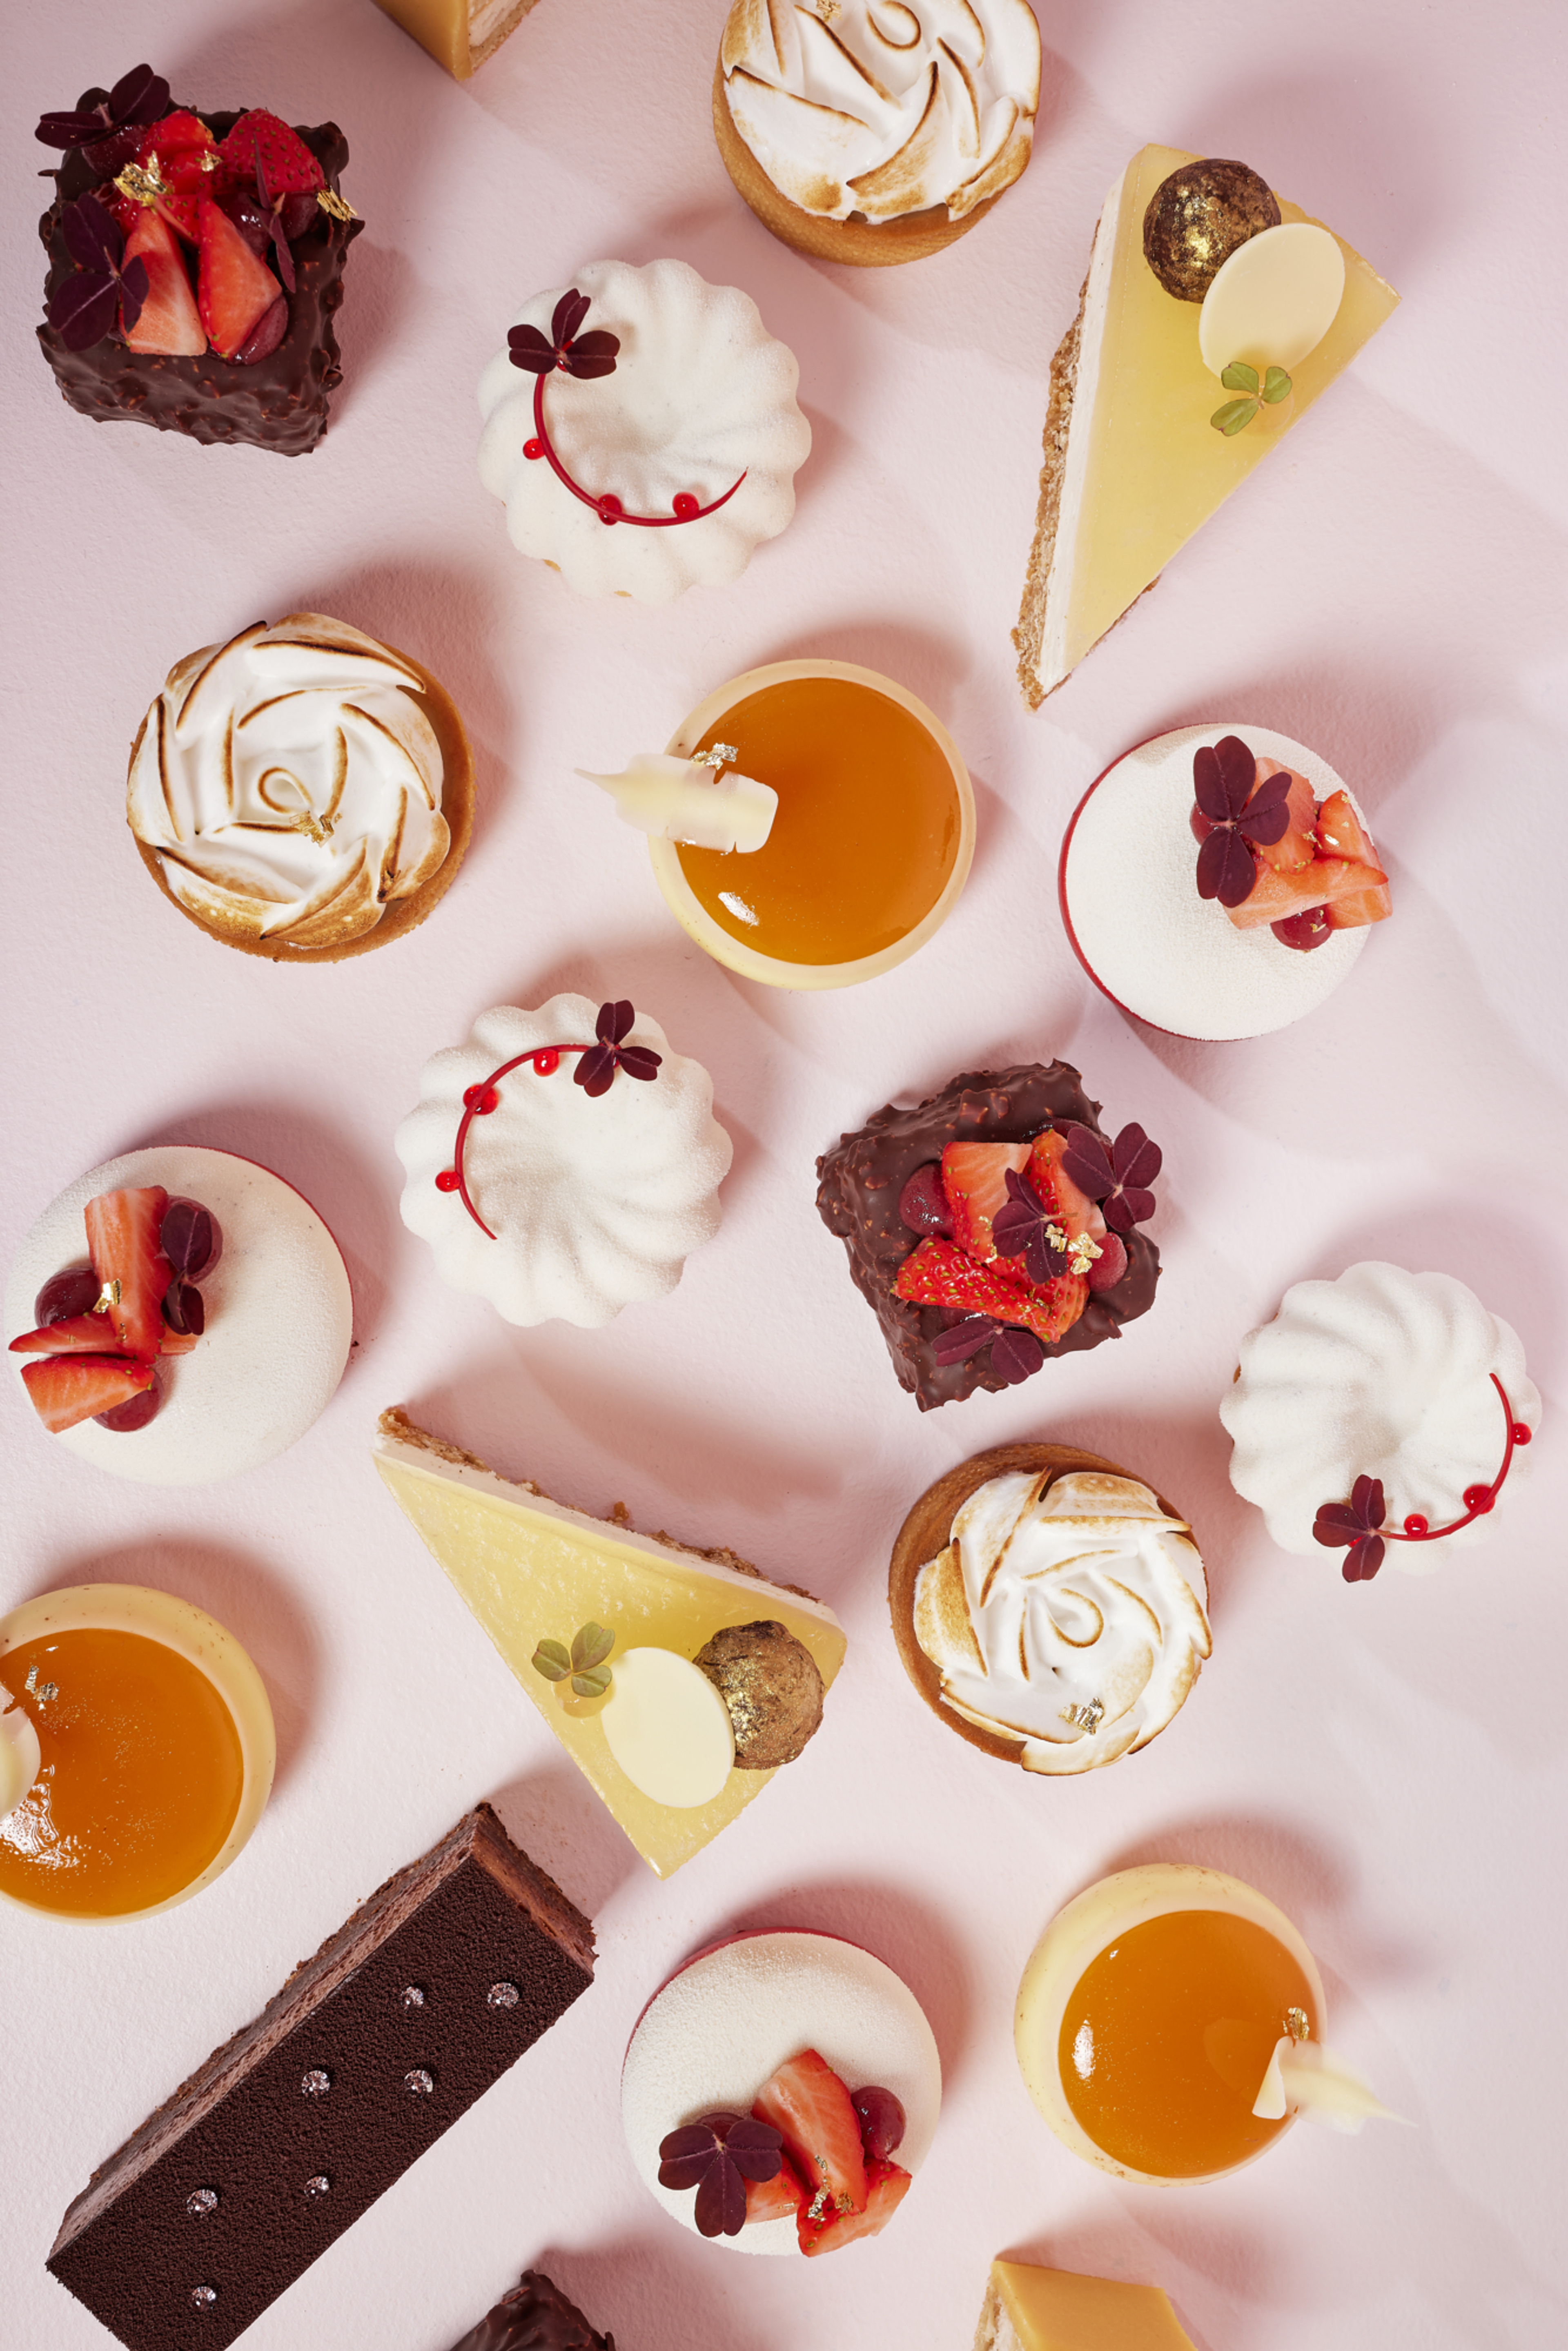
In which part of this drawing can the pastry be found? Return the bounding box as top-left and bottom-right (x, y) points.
(1059, 724), (1391, 1039)
(1014, 145), (1398, 702)
(394, 996), (731, 1326)
(643, 658), (975, 987)
(46, 1805), (594, 2351)
(127, 613), (474, 960)
(889, 1444), (1209, 1772)
(714, 1), (1041, 266)
(0, 1582), (274, 1922)
(1220, 1262), (1541, 1582)
(449, 2269), (614, 2351)
(371, 0), (543, 79)
(374, 1411), (846, 1877)
(36, 69), (361, 455)
(5, 1146), (353, 1485)
(974, 2260), (1197, 2351)
(816, 1062), (1161, 1408)
(1015, 1863), (1396, 2185)
(621, 1930), (940, 2254)
(477, 261), (809, 602)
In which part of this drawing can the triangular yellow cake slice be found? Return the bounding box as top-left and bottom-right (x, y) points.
(1015, 145), (1399, 704)
(976, 2260), (1197, 2351)
(373, 1409), (845, 1878)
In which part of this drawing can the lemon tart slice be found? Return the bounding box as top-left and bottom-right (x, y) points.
(373, 1410), (845, 1877)
(1014, 145), (1399, 704)
(975, 2259), (1197, 2351)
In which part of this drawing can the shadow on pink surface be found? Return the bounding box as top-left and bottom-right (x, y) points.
(487, 1755), (642, 1923)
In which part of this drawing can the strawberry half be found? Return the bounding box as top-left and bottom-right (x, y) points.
(216, 109), (324, 198)
(122, 209), (206, 354)
(744, 2153), (806, 2226)
(940, 1141), (1032, 1262)
(799, 2154), (912, 2256)
(196, 197), (281, 357)
(1225, 854), (1387, 931)
(752, 2050), (867, 2224)
(9, 1315), (124, 1356)
(895, 1238), (1087, 1344)
(1029, 1130), (1107, 1253)
(83, 1188), (170, 1358)
(135, 111), (216, 242)
(21, 1355), (154, 1435)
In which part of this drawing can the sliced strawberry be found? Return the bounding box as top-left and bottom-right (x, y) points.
(752, 2050), (867, 2223)
(1252, 760), (1318, 872)
(744, 2153), (806, 2226)
(799, 2155), (912, 2256)
(83, 1187), (170, 1358)
(1225, 856), (1388, 930)
(893, 1239), (1087, 1345)
(217, 109), (324, 198)
(1029, 1130), (1107, 1253)
(122, 208), (206, 354)
(21, 1355), (154, 1435)
(138, 109), (216, 191)
(940, 1141), (1032, 1262)
(1314, 789), (1376, 864)
(1325, 876), (1393, 928)
(197, 197), (281, 358)
(9, 1315), (122, 1356)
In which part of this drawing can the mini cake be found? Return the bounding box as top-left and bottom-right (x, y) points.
(36, 68), (361, 455)
(643, 660), (975, 987)
(974, 2260), (1198, 2351)
(449, 2269), (613, 2351)
(5, 1146), (352, 1485)
(622, 1930), (941, 2255)
(817, 1063), (1162, 1408)
(0, 1583), (274, 1922)
(1014, 146), (1398, 702)
(477, 261), (809, 603)
(127, 613), (474, 960)
(395, 996), (731, 1326)
(1014, 1864), (1396, 2185)
(1220, 1262), (1541, 1582)
(372, 0), (543, 80)
(47, 1806), (595, 2351)
(889, 1444), (1210, 1772)
(374, 1410), (846, 1877)
(715, 1), (1041, 266)
(1060, 724), (1391, 1039)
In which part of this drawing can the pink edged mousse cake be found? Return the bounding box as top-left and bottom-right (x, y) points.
(1060, 724), (1391, 1040)
(6, 1146), (352, 1485)
(621, 1929), (941, 2257)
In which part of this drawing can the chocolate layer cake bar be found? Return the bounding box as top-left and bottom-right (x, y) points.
(48, 1806), (595, 2351)
(37, 118), (360, 455)
(450, 2267), (614, 2351)
(815, 1063), (1160, 1410)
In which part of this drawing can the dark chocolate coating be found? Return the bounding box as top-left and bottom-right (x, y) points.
(815, 1063), (1160, 1410)
(450, 2268), (615, 2351)
(47, 1807), (595, 2351)
(36, 115), (361, 455)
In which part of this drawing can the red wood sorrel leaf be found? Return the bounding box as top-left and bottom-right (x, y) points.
(1314, 1475), (1388, 1583)
(49, 191), (148, 346)
(991, 1165), (1070, 1287)
(508, 287), (621, 379)
(1061, 1122), (1162, 1234)
(36, 64), (170, 152)
(658, 2112), (783, 2238)
(1192, 735), (1290, 907)
(574, 1001), (662, 1096)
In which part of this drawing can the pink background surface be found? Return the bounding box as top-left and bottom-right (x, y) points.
(4, 2), (1566, 2347)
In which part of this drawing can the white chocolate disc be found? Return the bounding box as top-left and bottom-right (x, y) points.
(599, 1647), (736, 1809)
(1199, 222), (1346, 375)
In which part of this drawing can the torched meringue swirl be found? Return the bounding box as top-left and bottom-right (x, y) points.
(127, 614), (450, 951)
(913, 1468), (1211, 1772)
(722, 0), (1040, 223)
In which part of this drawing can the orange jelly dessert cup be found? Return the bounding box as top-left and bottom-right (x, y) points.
(650, 660), (975, 988)
(0, 1584), (274, 1922)
(1014, 1863), (1326, 2184)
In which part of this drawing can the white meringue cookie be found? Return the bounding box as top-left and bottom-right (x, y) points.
(1220, 1263), (1541, 1564)
(477, 259), (809, 605)
(722, 0), (1040, 223)
(395, 997), (732, 1328)
(127, 615), (451, 950)
(913, 1469), (1210, 1772)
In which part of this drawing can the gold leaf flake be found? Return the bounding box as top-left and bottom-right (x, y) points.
(316, 189), (357, 222)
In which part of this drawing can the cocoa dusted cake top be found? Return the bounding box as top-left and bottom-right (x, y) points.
(815, 1063), (1161, 1410)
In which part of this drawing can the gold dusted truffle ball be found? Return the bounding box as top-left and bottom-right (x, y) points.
(1143, 159), (1282, 301)
(694, 1620), (825, 1770)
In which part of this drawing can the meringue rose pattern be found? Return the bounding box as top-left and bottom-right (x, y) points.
(127, 614), (450, 950)
(912, 1469), (1211, 1773)
(721, 0), (1041, 224)
(395, 997), (733, 1328)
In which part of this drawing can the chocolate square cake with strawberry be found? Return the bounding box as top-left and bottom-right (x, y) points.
(815, 1063), (1162, 1409)
(35, 64), (361, 454)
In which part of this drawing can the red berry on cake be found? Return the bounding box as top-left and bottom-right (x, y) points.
(122, 209), (205, 353)
(799, 2155), (913, 2255)
(82, 1186), (170, 1358)
(196, 196), (282, 357)
(940, 1141), (1032, 1262)
(20, 1354), (155, 1434)
(751, 2048), (869, 2224)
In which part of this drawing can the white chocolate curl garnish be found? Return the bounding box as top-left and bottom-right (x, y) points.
(577, 753), (778, 853)
(127, 614), (449, 950)
(722, 0), (1040, 223)
(913, 1469), (1212, 1772)
(1252, 2037), (1409, 2134)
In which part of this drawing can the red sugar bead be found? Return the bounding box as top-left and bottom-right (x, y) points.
(435, 1169), (461, 1192)
(532, 1049), (561, 1076)
(1463, 1484), (1494, 1513)
(524, 438), (544, 459)
(597, 493), (623, 526)
(1403, 1513), (1428, 1536)
(1512, 1423), (1533, 1445)
(673, 493), (699, 520)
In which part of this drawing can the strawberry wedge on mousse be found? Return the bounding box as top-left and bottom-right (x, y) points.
(1192, 735), (1391, 952)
